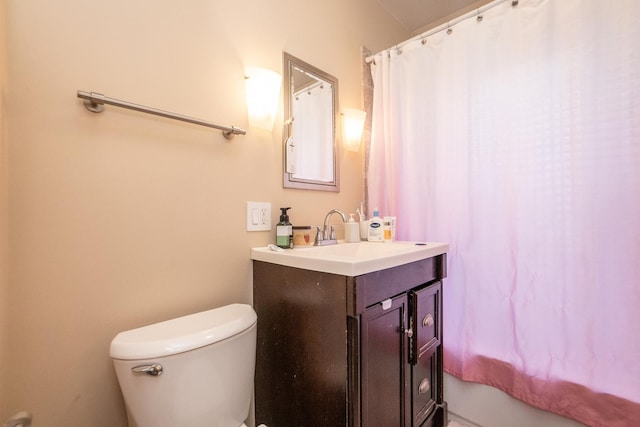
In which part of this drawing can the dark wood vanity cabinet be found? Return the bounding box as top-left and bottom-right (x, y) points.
(253, 254), (447, 427)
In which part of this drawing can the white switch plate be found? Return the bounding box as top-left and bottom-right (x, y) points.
(246, 201), (271, 231)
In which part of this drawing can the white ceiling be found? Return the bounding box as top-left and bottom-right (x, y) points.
(376, 0), (489, 34)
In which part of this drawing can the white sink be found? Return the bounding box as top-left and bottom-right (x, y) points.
(251, 241), (449, 276)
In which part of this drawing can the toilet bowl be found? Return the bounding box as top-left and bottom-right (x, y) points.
(110, 303), (258, 427)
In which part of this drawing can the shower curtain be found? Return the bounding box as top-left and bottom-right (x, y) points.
(368, 1), (640, 426)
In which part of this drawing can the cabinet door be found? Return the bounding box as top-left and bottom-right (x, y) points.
(409, 281), (443, 426)
(412, 350), (439, 425)
(410, 281), (442, 362)
(361, 294), (411, 427)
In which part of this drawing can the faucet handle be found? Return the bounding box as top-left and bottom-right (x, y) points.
(313, 225), (322, 246)
(330, 225), (337, 240)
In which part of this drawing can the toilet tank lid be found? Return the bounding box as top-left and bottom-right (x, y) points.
(109, 303), (257, 360)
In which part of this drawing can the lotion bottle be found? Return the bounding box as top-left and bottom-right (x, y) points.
(367, 209), (384, 242)
(276, 207), (293, 249)
(383, 220), (392, 243)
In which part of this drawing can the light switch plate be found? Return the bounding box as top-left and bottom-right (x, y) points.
(246, 201), (271, 231)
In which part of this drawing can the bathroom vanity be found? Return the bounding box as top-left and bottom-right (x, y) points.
(251, 242), (449, 427)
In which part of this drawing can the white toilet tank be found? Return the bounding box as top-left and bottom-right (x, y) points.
(110, 303), (257, 427)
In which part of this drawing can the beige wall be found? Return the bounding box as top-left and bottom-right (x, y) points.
(0, 0), (8, 419)
(2, 0), (407, 425)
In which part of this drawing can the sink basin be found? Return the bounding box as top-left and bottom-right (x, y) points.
(251, 241), (449, 276)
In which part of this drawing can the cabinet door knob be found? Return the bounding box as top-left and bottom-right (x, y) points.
(403, 328), (413, 338)
(423, 314), (434, 327)
(419, 378), (431, 394)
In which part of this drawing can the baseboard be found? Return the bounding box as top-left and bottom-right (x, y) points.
(448, 410), (482, 427)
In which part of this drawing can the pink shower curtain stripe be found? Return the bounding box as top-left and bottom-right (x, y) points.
(368, 0), (640, 426)
(444, 353), (640, 427)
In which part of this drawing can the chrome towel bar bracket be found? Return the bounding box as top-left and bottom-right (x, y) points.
(77, 90), (246, 140)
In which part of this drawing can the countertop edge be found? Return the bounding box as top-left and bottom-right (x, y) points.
(251, 242), (449, 276)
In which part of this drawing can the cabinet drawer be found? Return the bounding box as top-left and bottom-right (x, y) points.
(412, 350), (439, 426)
(352, 256), (445, 315)
(410, 281), (441, 360)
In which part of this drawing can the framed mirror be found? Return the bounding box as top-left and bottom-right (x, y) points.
(283, 52), (339, 192)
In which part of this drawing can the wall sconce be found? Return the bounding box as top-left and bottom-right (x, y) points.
(342, 108), (367, 152)
(245, 67), (282, 131)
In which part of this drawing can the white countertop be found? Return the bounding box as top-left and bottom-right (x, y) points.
(251, 241), (449, 276)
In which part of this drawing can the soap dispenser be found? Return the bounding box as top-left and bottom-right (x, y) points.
(345, 214), (360, 243)
(276, 207), (293, 249)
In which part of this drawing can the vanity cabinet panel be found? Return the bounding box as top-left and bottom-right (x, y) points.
(252, 261), (349, 427)
(253, 254), (447, 427)
(361, 294), (410, 427)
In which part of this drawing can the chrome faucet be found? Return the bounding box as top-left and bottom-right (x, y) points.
(315, 209), (348, 246)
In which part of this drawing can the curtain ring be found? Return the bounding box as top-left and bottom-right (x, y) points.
(512, 0), (519, 6)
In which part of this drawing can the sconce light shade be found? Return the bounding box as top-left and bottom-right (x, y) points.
(342, 108), (367, 152)
(245, 67), (282, 131)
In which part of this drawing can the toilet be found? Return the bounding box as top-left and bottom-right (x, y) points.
(110, 303), (259, 427)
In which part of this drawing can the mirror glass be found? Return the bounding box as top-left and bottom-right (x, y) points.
(283, 52), (339, 192)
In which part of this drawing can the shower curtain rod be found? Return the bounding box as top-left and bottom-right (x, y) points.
(365, 0), (518, 64)
(77, 90), (246, 140)
(295, 80), (326, 96)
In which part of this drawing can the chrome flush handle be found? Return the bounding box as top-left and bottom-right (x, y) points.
(131, 364), (163, 376)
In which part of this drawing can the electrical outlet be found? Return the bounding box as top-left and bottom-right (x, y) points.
(246, 201), (271, 231)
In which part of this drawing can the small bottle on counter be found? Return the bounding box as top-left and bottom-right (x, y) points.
(345, 214), (360, 243)
(276, 207), (293, 249)
(383, 221), (392, 243)
(383, 216), (396, 243)
(367, 209), (384, 242)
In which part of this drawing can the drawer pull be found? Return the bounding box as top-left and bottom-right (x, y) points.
(423, 314), (434, 327)
(419, 378), (431, 394)
(381, 298), (392, 310)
